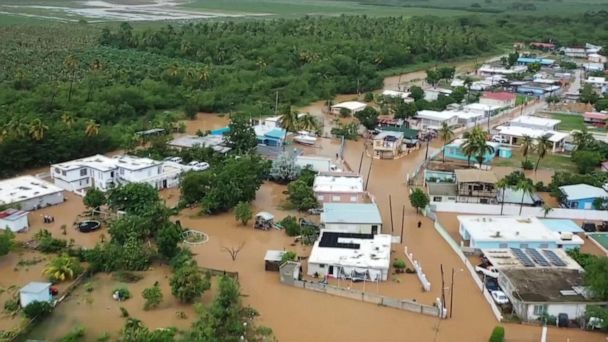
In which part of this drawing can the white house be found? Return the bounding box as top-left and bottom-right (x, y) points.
(320, 203), (382, 235)
(382, 90), (413, 103)
(0, 176), (64, 211)
(479, 92), (517, 108)
(509, 116), (560, 130)
(583, 63), (605, 72)
(331, 101), (367, 115)
(561, 47), (587, 58)
(588, 53), (607, 64)
(457, 216), (584, 250)
(450, 111), (485, 126)
(168, 135), (231, 154)
(295, 155), (334, 173)
(313, 173), (365, 204)
(0, 209), (28, 232)
(20, 282), (52, 308)
(478, 64), (527, 76)
(494, 125), (568, 152)
(415, 110), (459, 130)
(463, 103), (502, 118)
(424, 88), (452, 101)
(307, 231), (391, 281)
(585, 77), (607, 89)
(51, 154), (183, 193)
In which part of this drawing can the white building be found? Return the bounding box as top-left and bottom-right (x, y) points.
(307, 231), (391, 281)
(0, 209), (28, 232)
(478, 64), (527, 76)
(424, 88), (452, 101)
(463, 103), (502, 118)
(330, 101), (367, 115)
(313, 172), (365, 204)
(20, 282), (52, 308)
(0, 176), (64, 211)
(585, 77), (607, 89)
(450, 111), (485, 126)
(494, 126), (568, 152)
(295, 155), (334, 173)
(588, 53), (607, 64)
(168, 135), (231, 153)
(321, 203), (382, 235)
(382, 90), (413, 103)
(51, 154), (183, 193)
(457, 216), (584, 250)
(583, 63), (605, 72)
(481, 248), (605, 323)
(510, 116), (561, 130)
(479, 92), (517, 108)
(561, 47), (587, 58)
(415, 110), (459, 130)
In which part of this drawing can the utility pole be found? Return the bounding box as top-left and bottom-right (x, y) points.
(440, 264), (446, 319)
(389, 195), (394, 233)
(365, 156), (373, 191)
(400, 204), (405, 243)
(275, 91), (279, 114)
(358, 145), (366, 174)
(450, 268), (455, 318)
(425, 137), (430, 161)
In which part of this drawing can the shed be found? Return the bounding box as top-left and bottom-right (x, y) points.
(559, 184), (608, 210)
(331, 101), (367, 115)
(0, 209), (28, 232)
(20, 282), (52, 308)
(264, 250), (286, 272)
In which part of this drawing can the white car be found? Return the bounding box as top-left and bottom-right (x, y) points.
(164, 157), (183, 164)
(491, 135), (508, 144)
(475, 265), (499, 278)
(491, 290), (509, 305)
(191, 162), (210, 171)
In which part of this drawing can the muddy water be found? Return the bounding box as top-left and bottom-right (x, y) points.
(25, 266), (202, 341)
(181, 112), (230, 135)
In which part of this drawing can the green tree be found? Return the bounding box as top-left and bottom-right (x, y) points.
(438, 122), (455, 163)
(85, 120), (100, 137)
(287, 180), (318, 211)
(489, 326), (505, 342)
(507, 52), (519, 66)
(0, 230), (15, 257)
(23, 301), (53, 319)
(142, 282), (163, 310)
(120, 318), (176, 342)
(496, 178), (509, 215)
(83, 188), (106, 211)
(572, 150), (602, 174)
(281, 251), (297, 263)
(409, 86), (425, 101)
(516, 178), (534, 215)
(234, 201), (253, 226)
(425, 69), (441, 87)
(180, 171), (214, 205)
(269, 152), (301, 183)
(29, 118), (48, 141)
(298, 113), (319, 133)
(580, 84), (599, 104)
(584, 256), (608, 300)
(450, 86), (467, 103)
(354, 107), (379, 130)
(572, 129), (595, 151)
(520, 135), (534, 162)
(107, 183), (160, 216)
(534, 136), (552, 171)
(278, 109), (300, 132)
(527, 62), (541, 73)
(170, 265), (211, 303)
(227, 115), (258, 154)
(409, 188), (429, 214)
(43, 254), (83, 282)
(156, 224), (182, 259)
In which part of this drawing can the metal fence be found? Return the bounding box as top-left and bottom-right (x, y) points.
(286, 279), (443, 318)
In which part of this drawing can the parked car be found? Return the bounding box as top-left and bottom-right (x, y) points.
(164, 157), (183, 164)
(491, 135), (508, 143)
(582, 222), (597, 232)
(485, 278), (499, 292)
(490, 290), (509, 305)
(188, 161), (210, 171)
(557, 313), (569, 327)
(307, 208), (323, 215)
(475, 265), (499, 278)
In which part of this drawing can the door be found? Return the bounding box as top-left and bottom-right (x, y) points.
(328, 266), (334, 277)
(163, 180), (168, 189)
(371, 225), (378, 235)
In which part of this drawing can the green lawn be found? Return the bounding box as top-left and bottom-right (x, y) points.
(544, 112), (604, 132)
(493, 148), (577, 173)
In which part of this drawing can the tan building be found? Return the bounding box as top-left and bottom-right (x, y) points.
(372, 131), (404, 159)
(313, 172), (366, 204)
(455, 169), (498, 204)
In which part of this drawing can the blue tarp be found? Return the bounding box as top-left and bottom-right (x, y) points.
(210, 127), (230, 135)
(540, 219), (583, 233)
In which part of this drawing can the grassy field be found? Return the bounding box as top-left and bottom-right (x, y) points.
(544, 112), (604, 132)
(493, 148), (577, 173)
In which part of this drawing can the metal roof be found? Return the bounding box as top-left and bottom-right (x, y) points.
(20, 282), (51, 294)
(454, 169), (498, 184)
(559, 184), (608, 201)
(321, 203), (382, 224)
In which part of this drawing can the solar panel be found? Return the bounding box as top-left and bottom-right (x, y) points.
(511, 248), (535, 267)
(543, 250), (567, 267)
(525, 249), (551, 266)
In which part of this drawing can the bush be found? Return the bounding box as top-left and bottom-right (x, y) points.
(142, 283), (163, 310)
(572, 150), (602, 174)
(112, 287), (131, 301)
(23, 301), (53, 319)
(363, 92), (374, 102)
(489, 326), (504, 342)
(393, 259), (406, 272)
(4, 299), (19, 313)
(281, 216), (301, 237)
(281, 251), (297, 263)
(35, 230), (67, 253)
(521, 159), (534, 170)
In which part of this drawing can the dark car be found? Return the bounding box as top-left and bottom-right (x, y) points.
(485, 278), (499, 292)
(557, 313), (569, 327)
(582, 222), (597, 232)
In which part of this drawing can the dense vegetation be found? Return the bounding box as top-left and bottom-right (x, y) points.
(1, 14), (607, 176)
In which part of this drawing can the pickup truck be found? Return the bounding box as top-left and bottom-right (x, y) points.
(475, 265), (499, 278)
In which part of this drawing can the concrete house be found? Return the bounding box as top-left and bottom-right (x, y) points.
(463, 103), (502, 118)
(559, 184), (608, 210)
(510, 116), (560, 131)
(0, 176), (64, 211)
(372, 131), (404, 159)
(444, 140), (499, 165)
(320, 203), (382, 235)
(330, 101), (367, 115)
(20, 282), (52, 308)
(0, 209), (28, 232)
(455, 169), (498, 204)
(415, 110), (458, 130)
(480, 92), (517, 108)
(313, 173), (366, 204)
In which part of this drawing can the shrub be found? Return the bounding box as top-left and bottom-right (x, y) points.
(393, 259), (406, 272)
(112, 287), (131, 301)
(281, 216), (301, 237)
(281, 251), (297, 263)
(521, 160), (534, 170)
(23, 301), (53, 319)
(142, 283), (163, 310)
(58, 326), (85, 342)
(4, 299), (19, 313)
(489, 326), (504, 342)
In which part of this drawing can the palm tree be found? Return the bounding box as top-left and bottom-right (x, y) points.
(85, 120), (100, 137)
(61, 113), (74, 128)
(64, 55), (80, 102)
(29, 118), (48, 141)
(474, 141), (495, 169)
(278, 109), (299, 132)
(516, 178), (534, 215)
(496, 178), (509, 215)
(438, 122), (455, 163)
(520, 135), (534, 162)
(462, 126), (486, 167)
(43, 254), (82, 282)
(534, 135), (552, 171)
(463, 76), (474, 102)
(7, 118), (27, 138)
(572, 129), (594, 151)
(298, 113), (318, 133)
(542, 204), (553, 218)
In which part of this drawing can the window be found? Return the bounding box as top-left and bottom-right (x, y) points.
(54, 168), (60, 174)
(350, 196), (357, 202)
(520, 243), (528, 249)
(62, 171), (66, 176)
(480, 199), (488, 204)
(319, 264), (325, 268)
(499, 243), (508, 248)
(433, 196), (442, 202)
(533, 305), (547, 316)
(332, 196), (340, 202)
(80, 168), (87, 176)
(317, 195), (324, 201)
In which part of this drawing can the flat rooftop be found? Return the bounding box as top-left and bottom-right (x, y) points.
(496, 126), (568, 142)
(416, 110), (457, 121)
(53, 154), (117, 172)
(510, 115), (560, 128)
(458, 216), (583, 244)
(308, 231), (391, 270)
(313, 174), (364, 194)
(482, 248), (582, 270)
(502, 268), (600, 303)
(321, 203), (382, 225)
(113, 155), (161, 171)
(0, 176), (63, 206)
(559, 184), (608, 201)
(463, 103), (502, 111)
(449, 111), (485, 120)
(331, 101), (367, 111)
(168, 134), (228, 150)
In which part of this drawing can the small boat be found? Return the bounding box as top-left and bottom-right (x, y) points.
(294, 131), (317, 145)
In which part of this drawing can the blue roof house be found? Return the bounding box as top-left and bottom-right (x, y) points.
(321, 203), (382, 235)
(443, 139), (499, 164)
(516, 57), (555, 66)
(559, 184), (608, 210)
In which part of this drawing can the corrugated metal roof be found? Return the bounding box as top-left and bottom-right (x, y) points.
(321, 203), (382, 224)
(20, 282), (51, 294)
(455, 169), (498, 184)
(559, 184), (608, 201)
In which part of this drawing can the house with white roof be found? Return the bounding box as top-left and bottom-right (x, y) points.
(20, 282), (52, 308)
(382, 90), (413, 103)
(585, 77), (607, 89)
(295, 155), (334, 173)
(588, 53), (607, 64)
(313, 173), (366, 204)
(463, 103), (502, 118)
(168, 134), (231, 154)
(480, 92), (517, 108)
(51, 154), (184, 193)
(583, 63), (605, 72)
(457, 216), (584, 250)
(424, 88), (452, 101)
(559, 184), (608, 210)
(307, 231), (391, 281)
(510, 116), (560, 130)
(478, 64), (527, 76)
(450, 111), (485, 126)
(0, 209), (28, 232)
(415, 110), (458, 130)
(494, 126), (568, 152)
(321, 203), (382, 235)
(0, 176), (64, 211)
(330, 101), (367, 115)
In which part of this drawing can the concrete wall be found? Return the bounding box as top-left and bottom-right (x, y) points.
(564, 197), (595, 210)
(432, 201), (608, 221)
(17, 192), (64, 211)
(525, 303), (589, 321)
